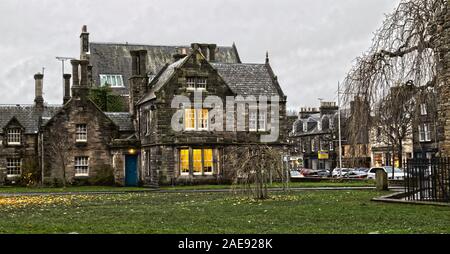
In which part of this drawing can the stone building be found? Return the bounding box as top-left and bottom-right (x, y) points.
(290, 102), (339, 170)
(290, 99), (371, 170)
(412, 88), (439, 159)
(0, 26), (288, 186)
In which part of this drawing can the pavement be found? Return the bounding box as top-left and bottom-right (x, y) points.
(0, 186), (405, 197)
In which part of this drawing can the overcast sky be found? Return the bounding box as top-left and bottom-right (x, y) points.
(0, 0), (399, 111)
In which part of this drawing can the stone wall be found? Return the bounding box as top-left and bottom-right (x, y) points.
(42, 98), (119, 185)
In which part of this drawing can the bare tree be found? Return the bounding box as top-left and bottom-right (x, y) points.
(373, 82), (416, 177)
(343, 0), (447, 155)
(224, 145), (284, 200)
(47, 130), (72, 187)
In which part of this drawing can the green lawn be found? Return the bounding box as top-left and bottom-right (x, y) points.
(0, 181), (376, 193)
(0, 190), (449, 234)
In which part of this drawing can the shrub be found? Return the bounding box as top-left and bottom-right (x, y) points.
(18, 158), (40, 187)
(89, 164), (115, 186)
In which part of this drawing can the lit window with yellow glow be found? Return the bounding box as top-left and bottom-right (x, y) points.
(193, 149), (202, 175)
(184, 109), (196, 130)
(198, 109), (208, 130)
(203, 149), (213, 174)
(180, 149), (190, 175)
(179, 148), (214, 175)
(184, 109), (208, 131)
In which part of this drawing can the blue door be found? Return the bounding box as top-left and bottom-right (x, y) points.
(125, 155), (138, 186)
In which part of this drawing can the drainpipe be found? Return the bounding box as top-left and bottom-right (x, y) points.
(41, 132), (45, 186)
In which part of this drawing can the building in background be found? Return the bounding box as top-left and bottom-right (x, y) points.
(290, 102), (339, 170)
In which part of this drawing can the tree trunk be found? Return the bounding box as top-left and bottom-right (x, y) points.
(398, 139), (403, 169)
(437, 3), (450, 157)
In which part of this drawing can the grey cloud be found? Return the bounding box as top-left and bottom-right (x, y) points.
(0, 0), (399, 110)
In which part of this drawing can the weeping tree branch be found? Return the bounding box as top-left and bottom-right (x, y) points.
(343, 0), (446, 159)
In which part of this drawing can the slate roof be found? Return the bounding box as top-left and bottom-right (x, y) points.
(211, 63), (282, 97)
(89, 42), (241, 95)
(0, 105), (62, 134)
(292, 113), (338, 136)
(104, 112), (134, 132)
(138, 56), (188, 103)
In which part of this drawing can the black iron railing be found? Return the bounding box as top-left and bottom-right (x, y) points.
(405, 158), (450, 202)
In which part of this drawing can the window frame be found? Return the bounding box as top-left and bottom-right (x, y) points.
(420, 103), (427, 116)
(184, 108), (209, 131)
(258, 111), (267, 131)
(179, 149), (190, 175)
(75, 124), (87, 142)
(74, 156), (89, 177)
(145, 110), (152, 136)
(99, 74), (125, 88)
(197, 109), (209, 131)
(6, 158), (22, 176)
(179, 148), (214, 176)
(418, 123), (432, 142)
(186, 77), (207, 91)
(249, 111), (258, 132)
(7, 128), (21, 145)
(184, 109), (197, 130)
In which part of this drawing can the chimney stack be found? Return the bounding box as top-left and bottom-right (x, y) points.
(63, 74), (71, 104)
(87, 65), (93, 87)
(129, 50), (149, 117)
(79, 59), (89, 87)
(131, 50), (147, 76)
(80, 25), (90, 60)
(71, 59), (80, 87)
(191, 43), (216, 61)
(34, 73), (44, 110)
(173, 47), (188, 62)
(71, 59), (89, 98)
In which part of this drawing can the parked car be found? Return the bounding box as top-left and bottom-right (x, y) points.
(290, 170), (302, 178)
(300, 169), (318, 177)
(331, 168), (351, 178)
(354, 168), (369, 173)
(367, 166), (408, 180)
(342, 170), (368, 179)
(317, 169), (331, 178)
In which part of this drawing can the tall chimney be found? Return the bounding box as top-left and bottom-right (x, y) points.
(63, 74), (71, 104)
(80, 25), (89, 60)
(79, 60), (89, 87)
(129, 50), (149, 117)
(71, 59), (89, 98)
(87, 65), (93, 87)
(71, 59), (80, 87)
(34, 73), (44, 110)
(208, 44), (216, 62)
(130, 50), (147, 76)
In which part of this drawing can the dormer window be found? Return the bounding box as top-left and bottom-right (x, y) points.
(76, 124), (87, 142)
(7, 128), (21, 145)
(186, 77), (207, 90)
(196, 78), (207, 90)
(99, 74), (124, 87)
